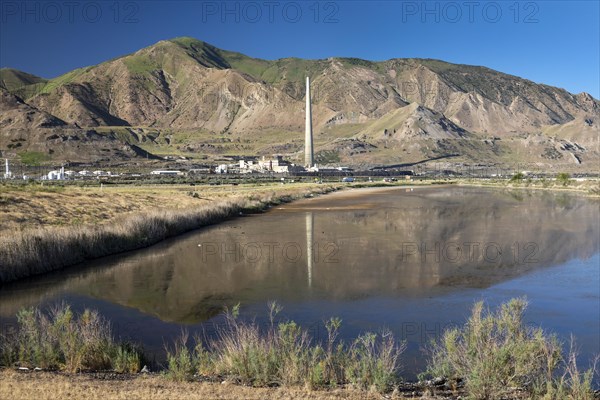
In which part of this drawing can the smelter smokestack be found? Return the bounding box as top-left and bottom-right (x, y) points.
(305, 76), (314, 168)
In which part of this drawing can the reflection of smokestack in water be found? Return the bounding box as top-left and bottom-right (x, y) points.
(305, 76), (314, 168)
(306, 212), (314, 288)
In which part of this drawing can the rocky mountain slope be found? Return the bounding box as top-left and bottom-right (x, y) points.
(1, 37), (598, 170)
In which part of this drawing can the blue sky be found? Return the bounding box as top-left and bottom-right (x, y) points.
(1, 0), (598, 97)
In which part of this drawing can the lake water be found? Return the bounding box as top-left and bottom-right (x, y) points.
(1, 186), (598, 379)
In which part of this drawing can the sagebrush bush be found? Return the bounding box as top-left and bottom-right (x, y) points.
(539, 338), (598, 400)
(425, 298), (561, 398)
(424, 298), (598, 400)
(164, 302), (405, 393)
(209, 304), (280, 386)
(165, 332), (197, 382)
(112, 343), (142, 374)
(346, 329), (405, 392)
(1, 304), (142, 373)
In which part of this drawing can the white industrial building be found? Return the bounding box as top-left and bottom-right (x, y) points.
(214, 165), (229, 174)
(47, 166), (65, 180)
(150, 170), (182, 176)
(239, 156), (305, 174)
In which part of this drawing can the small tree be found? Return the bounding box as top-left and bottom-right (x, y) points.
(556, 172), (571, 186)
(510, 172), (524, 183)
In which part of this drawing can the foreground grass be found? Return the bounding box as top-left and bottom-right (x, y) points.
(0, 304), (141, 374)
(422, 298), (599, 399)
(165, 303), (405, 393)
(1, 303), (407, 396)
(2, 301), (597, 399)
(0, 184), (340, 283)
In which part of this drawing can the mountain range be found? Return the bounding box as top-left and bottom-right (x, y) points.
(1, 37), (598, 170)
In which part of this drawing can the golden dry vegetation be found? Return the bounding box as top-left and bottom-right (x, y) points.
(0, 183), (342, 282)
(456, 177), (600, 196)
(0, 370), (402, 400)
(0, 183), (328, 232)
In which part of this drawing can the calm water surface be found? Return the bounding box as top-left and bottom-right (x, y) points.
(1, 186), (598, 378)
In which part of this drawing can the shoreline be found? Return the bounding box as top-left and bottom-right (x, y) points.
(0, 369), (436, 400)
(2, 191), (599, 399)
(2, 181), (597, 284)
(454, 178), (600, 197)
(0, 184), (343, 284)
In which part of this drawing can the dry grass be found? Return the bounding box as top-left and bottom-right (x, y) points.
(0, 185), (206, 231)
(0, 183), (340, 283)
(0, 183), (329, 231)
(0, 370), (391, 400)
(455, 177), (600, 196)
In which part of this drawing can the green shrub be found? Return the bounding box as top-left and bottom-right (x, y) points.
(15, 307), (61, 369)
(540, 339), (598, 400)
(210, 308), (279, 386)
(194, 341), (215, 376)
(556, 172), (571, 186)
(275, 320), (313, 386)
(424, 298), (561, 399)
(346, 329), (405, 392)
(165, 303), (405, 393)
(165, 332), (197, 381)
(112, 343), (142, 373)
(321, 317), (347, 386)
(2, 304), (142, 373)
(510, 172), (525, 183)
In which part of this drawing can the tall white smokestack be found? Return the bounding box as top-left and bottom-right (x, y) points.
(4, 159), (11, 179)
(304, 76), (314, 168)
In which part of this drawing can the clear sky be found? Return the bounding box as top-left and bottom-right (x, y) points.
(1, 0), (598, 97)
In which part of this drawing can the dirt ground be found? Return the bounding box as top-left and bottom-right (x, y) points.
(0, 370), (447, 400)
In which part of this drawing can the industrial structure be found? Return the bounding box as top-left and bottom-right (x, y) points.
(4, 159), (12, 179)
(237, 78), (317, 175)
(47, 166), (65, 180)
(239, 156), (304, 174)
(2, 77), (359, 180)
(305, 76), (314, 168)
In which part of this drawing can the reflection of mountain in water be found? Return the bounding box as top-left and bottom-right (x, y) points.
(1, 187), (598, 323)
